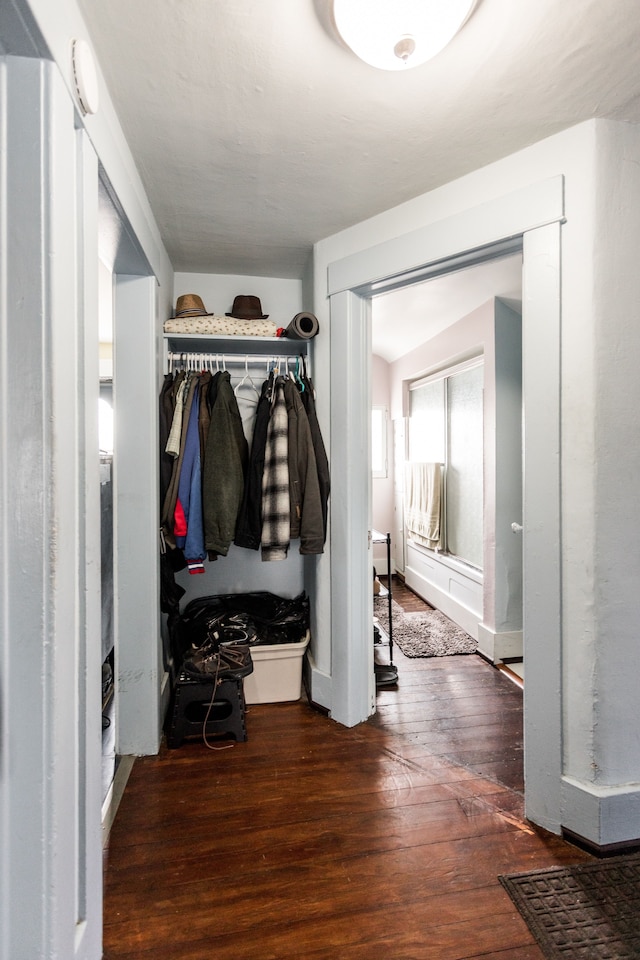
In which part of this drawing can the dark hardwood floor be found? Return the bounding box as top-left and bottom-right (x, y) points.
(375, 579), (525, 794)
(103, 580), (590, 959)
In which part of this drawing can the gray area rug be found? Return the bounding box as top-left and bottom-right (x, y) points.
(499, 853), (640, 959)
(374, 597), (476, 657)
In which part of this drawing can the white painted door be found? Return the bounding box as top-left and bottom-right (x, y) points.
(0, 57), (103, 959)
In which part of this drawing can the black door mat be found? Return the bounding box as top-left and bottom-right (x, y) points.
(499, 853), (640, 959)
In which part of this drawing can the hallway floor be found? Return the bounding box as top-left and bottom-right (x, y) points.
(103, 584), (590, 959)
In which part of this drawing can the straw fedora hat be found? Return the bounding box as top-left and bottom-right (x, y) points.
(175, 294), (212, 318)
(226, 295), (269, 319)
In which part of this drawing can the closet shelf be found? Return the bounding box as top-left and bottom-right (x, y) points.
(163, 332), (309, 357)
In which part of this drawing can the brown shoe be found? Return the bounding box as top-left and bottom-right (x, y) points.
(219, 640), (253, 678)
(183, 640), (253, 681)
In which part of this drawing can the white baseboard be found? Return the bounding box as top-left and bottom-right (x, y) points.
(477, 624), (523, 663)
(102, 755), (135, 848)
(371, 554), (389, 577)
(307, 658), (332, 713)
(405, 567), (480, 640)
(561, 775), (640, 848)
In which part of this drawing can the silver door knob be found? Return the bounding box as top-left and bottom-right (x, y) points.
(511, 522), (523, 534)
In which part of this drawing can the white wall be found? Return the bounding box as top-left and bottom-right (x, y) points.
(173, 271), (303, 327)
(560, 121), (640, 843)
(312, 118), (640, 848)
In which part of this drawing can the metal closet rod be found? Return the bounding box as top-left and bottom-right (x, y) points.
(167, 351), (309, 375)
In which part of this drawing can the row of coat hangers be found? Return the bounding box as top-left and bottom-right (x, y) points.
(166, 352), (310, 405)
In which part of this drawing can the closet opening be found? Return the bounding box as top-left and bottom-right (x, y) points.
(160, 278), (328, 742)
(370, 249), (523, 675)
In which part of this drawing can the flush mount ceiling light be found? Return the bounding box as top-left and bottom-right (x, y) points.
(332, 0), (478, 71)
(72, 38), (100, 115)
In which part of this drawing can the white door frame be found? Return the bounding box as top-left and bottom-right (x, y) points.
(327, 177), (564, 833)
(98, 172), (164, 757)
(113, 274), (162, 756)
(0, 57), (103, 959)
(329, 291), (376, 726)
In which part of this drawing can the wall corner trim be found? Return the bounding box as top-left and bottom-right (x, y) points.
(307, 660), (333, 713)
(477, 624), (523, 663)
(562, 775), (640, 847)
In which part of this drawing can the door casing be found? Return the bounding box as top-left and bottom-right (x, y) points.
(326, 178), (563, 833)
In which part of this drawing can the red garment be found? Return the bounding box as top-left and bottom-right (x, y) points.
(173, 498), (187, 537)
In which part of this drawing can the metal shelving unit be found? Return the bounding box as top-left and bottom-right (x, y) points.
(372, 529), (398, 687)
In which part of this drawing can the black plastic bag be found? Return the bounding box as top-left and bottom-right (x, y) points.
(172, 591), (310, 661)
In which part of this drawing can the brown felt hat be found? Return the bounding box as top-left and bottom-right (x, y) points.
(226, 295), (269, 320)
(175, 294), (212, 318)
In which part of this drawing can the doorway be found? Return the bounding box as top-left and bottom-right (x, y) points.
(370, 253), (524, 667)
(324, 181), (563, 834)
(368, 255), (525, 794)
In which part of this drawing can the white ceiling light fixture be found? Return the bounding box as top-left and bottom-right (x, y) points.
(332, 0), (478, 71)
(72, 38), (100, 115)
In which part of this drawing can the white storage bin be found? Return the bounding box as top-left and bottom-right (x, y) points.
(244, 632), (310, 705)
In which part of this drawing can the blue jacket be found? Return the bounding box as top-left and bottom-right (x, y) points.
(175, 382), (206, 568)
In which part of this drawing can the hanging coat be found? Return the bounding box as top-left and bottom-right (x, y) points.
(159, 371), (184, 506)
(202, 371), (248, 556)
(161, 373), (198, 549)
(174, 381), (206, 573)
(261, 379), (290, 561)
(283, 377), (324, 555)
(234, 378), (271, 551)
(299, 369), (330, 544)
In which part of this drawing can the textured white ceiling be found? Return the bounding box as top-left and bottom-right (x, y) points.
(78, 0), (640, 283)
(372, 253), (523, 362)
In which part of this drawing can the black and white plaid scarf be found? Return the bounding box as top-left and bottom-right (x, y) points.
(261, 381), (290, 560)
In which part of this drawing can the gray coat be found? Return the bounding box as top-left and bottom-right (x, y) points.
(283, 378), (324, 555)
(202, 372), (248, 555)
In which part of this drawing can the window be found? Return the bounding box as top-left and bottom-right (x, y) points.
(409, 358), (483, 568)
(371, 405), (388, 478)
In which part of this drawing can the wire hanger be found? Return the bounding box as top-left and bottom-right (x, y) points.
(234, 355), (260, 405)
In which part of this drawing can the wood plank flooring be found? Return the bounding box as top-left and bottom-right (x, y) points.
(375, 579), (524, 793)
(103, 580), (590, 959)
